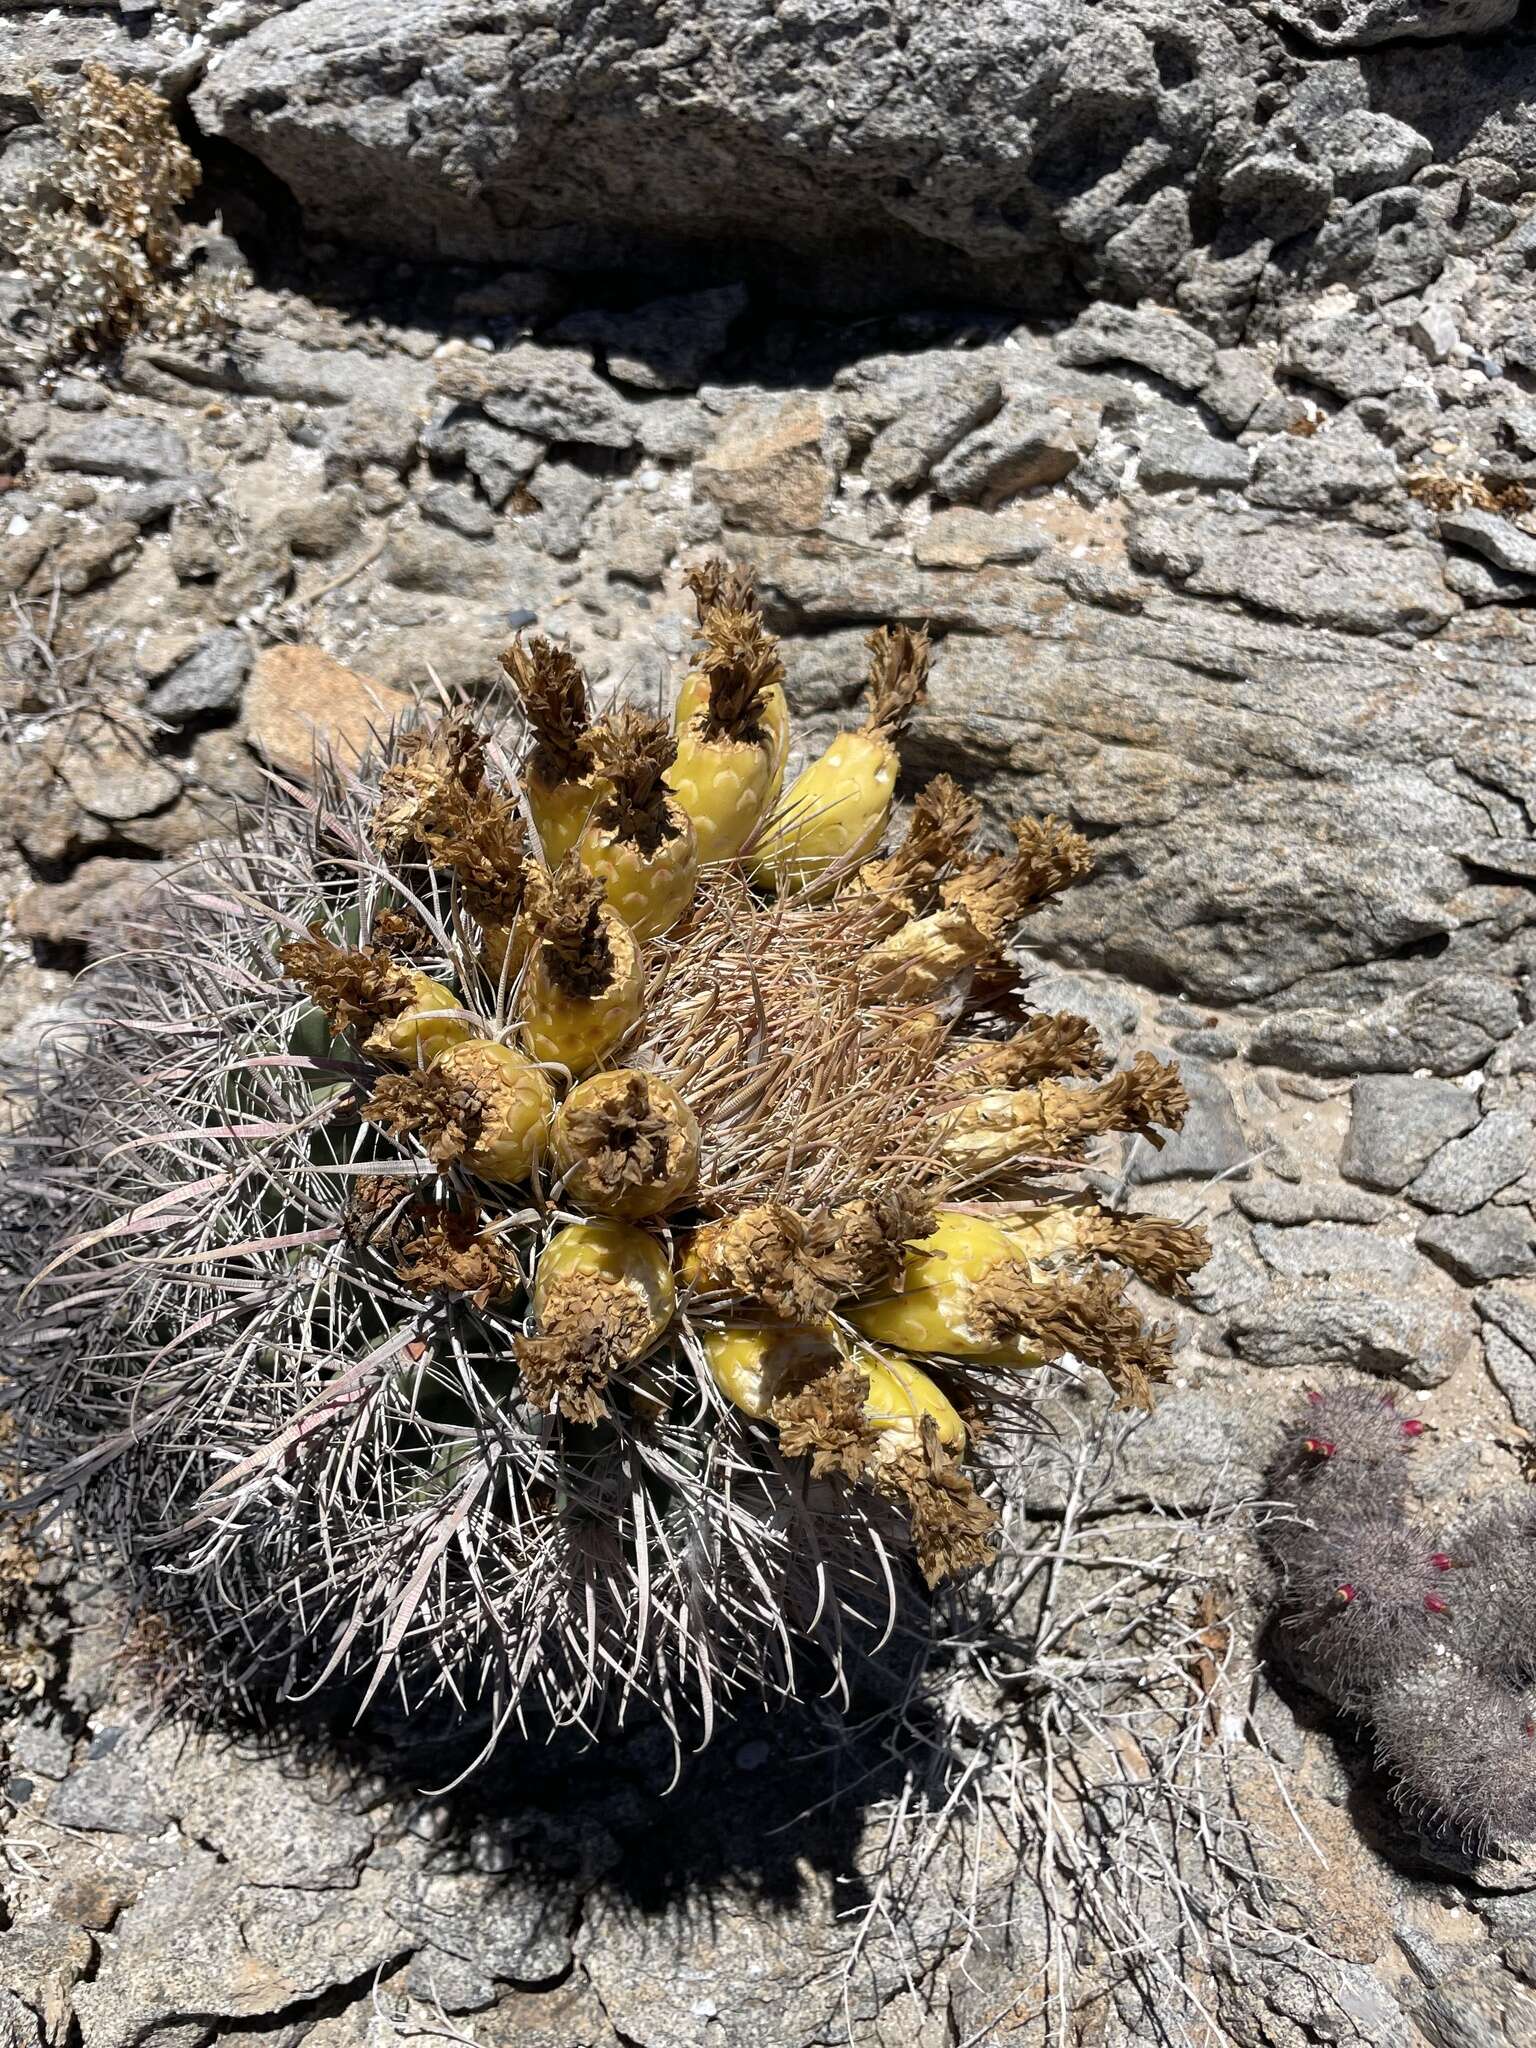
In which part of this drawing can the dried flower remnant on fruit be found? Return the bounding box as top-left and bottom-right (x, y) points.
(938, 1052), (1189, 1174)
(279, 929), (413, 1035)
(772, 1365), (881, 1483)
(694, 608), (785, 748)
(684, 559), (758, 623)
(969, 1263), (1174, 1409)
(365, 1068), (484, 1170)
(501, 638), (593, 784)
(1071, 1208), (1212, 1297)
(553, 1070), (699, 1217)
(873, 1418), (1000, 1588)
(863, 816), (1093, 1002)
(861, 625), (931, 740)
(371, 719), (487, 860)
(523, 859), (614, 1001)
(949, 1013), (1107, 1089)
(587, 711), (684, 861)
(856, 775), (981, 920)
(371, 907), (435, 959)
(515, 1269), (651, 1423)
(394, 1202), (519, 1309)
(687, 1193), (937, 1323)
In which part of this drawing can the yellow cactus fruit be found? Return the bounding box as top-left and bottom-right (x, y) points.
(937, 1052), (1189, 1175)
(668, 602), (789, 863)
(848, 1209), (1031, 1359)
(516, 859), (644, 1074)
(499, 636), (604, 865)
(752, 625), (930, 897)
(550, 1068), (700, 1219)
(701, 1323), (841, 1419)
(850, 1343), (967, 1455)
(517, 1220), (677, 1423)
(767, 1346), (997, 1585)
(847, 1207), (1173, 1405)
(363, 973), (473, 1067)
(364, 1038), (554, 1183)
(576, 708), (700, 941)
(863, 816), (1093, 1002)
(677, 561), (791, 777)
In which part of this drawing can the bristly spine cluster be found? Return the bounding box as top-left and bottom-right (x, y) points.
(1266, 1385), (1536, 1845)
(3, 561), (1211, 1756)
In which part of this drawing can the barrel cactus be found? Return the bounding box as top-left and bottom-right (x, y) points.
(4, 563), (1208, 1750)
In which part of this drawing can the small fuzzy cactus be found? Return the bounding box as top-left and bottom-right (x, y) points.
(1266, 1385), (1536, 1847)
(4, 562), (1211, 1751)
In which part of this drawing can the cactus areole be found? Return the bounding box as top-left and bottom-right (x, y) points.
(4, 563), (1210, 1753)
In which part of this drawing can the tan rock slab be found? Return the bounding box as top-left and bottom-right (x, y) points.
(695, 394), (841, 534)
(241, 644), (413, 780)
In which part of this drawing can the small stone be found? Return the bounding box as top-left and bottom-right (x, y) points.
(104, 479), (204, 529)
(382, 516), (498, 595)
(39, 417), (191, 482)
(44, 519), (141, 596)
(1256, 974), (1520, 1080)
(147, 630), (253, 723)
(1247, 427), (1399, 511)
(1280, 316), (1413, 401)
(1478, 1289), (1536, 1432)
(525, 461), (603, 559)
(13, 859), (168, 961)
(911, 508), (1048, 569)
(1137, 425), (1250, 493)
(260, 490), (363, 560)
(422, 405), (542, 507)
(1418, 1208), (1536, 1284)
(1409, 303), (1460, 363)
(437, 344), (638, 449)
(1341, 1074), (1480, 1191)
(1444, 553), (1536, 606)
(1271, 0), (1518, 48)
(1406, 1110), (1533, 1215)
(1235, 1181), (1394, 1226)
(1220, 151), (1334, 238)
(1126, 1056), (1250, 1184)
(930, 402), (1079, 504)
(1323, 112), (1434, 200)
(1250, 1220), (1428, 1291)
(695, 394), (843, 533)
(58, 722), (182, 823)
(168, 503), (226, 583)
(1439, 508), (1536, 580)
(421, 482), (495, 538)
(1226, 1290), (1468, 1388)
(861, 363), (1003, 494)
(1056, 305), (1216, 392)
(322, 397), (420, 480)
(190, 728), (267, 803)
(405, 1951), (498, 2013)
(48, 1733), (171, 1834)
(241, 646), (413, 781)
(1201, 348), (1275, 434)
